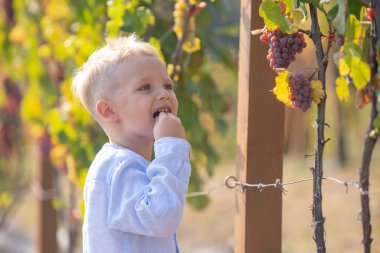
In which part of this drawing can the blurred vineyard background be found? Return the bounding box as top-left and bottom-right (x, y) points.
(0, 0), (380, 253)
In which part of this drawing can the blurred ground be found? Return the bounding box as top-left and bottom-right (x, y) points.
(178, 154), (380, 253)
(1, 153), (380, 252)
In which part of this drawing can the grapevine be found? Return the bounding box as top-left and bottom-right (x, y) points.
(257, 0), (379, 252)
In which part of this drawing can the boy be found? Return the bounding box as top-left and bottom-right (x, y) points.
(72, 35), (191, 253)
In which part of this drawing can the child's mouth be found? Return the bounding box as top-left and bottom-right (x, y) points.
(153, 108), (171, 119)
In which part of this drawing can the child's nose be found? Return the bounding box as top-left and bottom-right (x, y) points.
(156, 87), (170, 100)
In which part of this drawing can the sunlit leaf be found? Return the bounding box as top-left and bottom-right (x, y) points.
(345, 14), (369, 45)
(293, 9), (306, 25)
(259, 0), (293, 33)
(335, 76), (350, 101)
(339, 57), (350, 76)
(350, 56), (370, 90)
(311, 80), (325, 104)
(281, 0), (294, 16)
(273, 70), (293, 107)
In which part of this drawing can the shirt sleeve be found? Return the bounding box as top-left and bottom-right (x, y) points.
(107, 137), (191, 237)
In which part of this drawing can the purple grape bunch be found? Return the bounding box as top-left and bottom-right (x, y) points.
(288, 72), (312, 112)
(260, 29), (306, 71)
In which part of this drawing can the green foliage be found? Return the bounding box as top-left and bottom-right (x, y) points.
(339, 42), (371, 91)
(1, 0), (237, 214)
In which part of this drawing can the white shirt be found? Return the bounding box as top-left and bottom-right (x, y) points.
(82, 137), (191, 253)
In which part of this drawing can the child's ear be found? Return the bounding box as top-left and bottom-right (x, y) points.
(95, 99), (119, 121)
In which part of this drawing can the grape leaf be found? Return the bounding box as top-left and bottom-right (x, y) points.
(311, 80), (324, 104)
(327, 4), (338, 21)
(349, 0), (367, 20)
(332, 0), (346, 34)
(273, 70), (293, 107)
(338, 57), (350, 76)
(293, 8), (306, 25)
(259, 0), (293, 33)
(335, 76), (350, 101)
(281, 0), (294, 16)
(297, 0), (319, 6)
(350, 56), (370, 90)
(342, 41), (361, 57)
(345, 14), (368, 45)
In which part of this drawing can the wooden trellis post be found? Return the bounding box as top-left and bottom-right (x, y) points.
(35, 134), (58, 253)
(235, 0), (284, 252)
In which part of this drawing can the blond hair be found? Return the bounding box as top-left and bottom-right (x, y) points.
(72, 34), (159, 116)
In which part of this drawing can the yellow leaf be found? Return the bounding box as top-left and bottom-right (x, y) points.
(273, 71), (293, 107)
(339, 57), (350, 76)
(311, 80), (324, 104)
(335, 77), (350, 101)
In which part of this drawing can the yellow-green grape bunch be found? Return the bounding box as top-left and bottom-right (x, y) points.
(182, 17), (201, 53)
(173, 0), (201, 53)
(173, 0), (188, 40)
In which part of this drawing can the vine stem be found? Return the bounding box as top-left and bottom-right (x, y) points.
(309, 3), (332, 252)
(359, 1), (379, 252)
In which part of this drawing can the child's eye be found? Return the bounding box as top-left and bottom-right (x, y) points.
(164, 83), (174, 91)
(139, 84), (151, 91)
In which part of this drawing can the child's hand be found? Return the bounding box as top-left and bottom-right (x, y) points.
(153, 112), (185, 140)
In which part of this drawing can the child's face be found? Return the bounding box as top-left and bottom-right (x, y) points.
(108, 55), (178, 141)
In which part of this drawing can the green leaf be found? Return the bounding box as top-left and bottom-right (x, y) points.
(342, 41), (361, 57)
(282, 0), (295, 16)
(293, 7), (307, 25)
(345, 14), (369, 45)
(327, 4), (338, 21)
(349, 0), (367, 19)
(335, 76), (350, 101)
(349, 56), (370, 90)
(298, 0), (319, 6)
(332, 0), (346, 34)
(259, 0), (293, 33)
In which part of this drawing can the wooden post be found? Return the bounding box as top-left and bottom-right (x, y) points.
(235, 0), (284, 252)
(35, 134), (58, 253)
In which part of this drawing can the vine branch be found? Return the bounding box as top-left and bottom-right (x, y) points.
(309, 3), (329, 252)
(359, 1), (379, 252)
